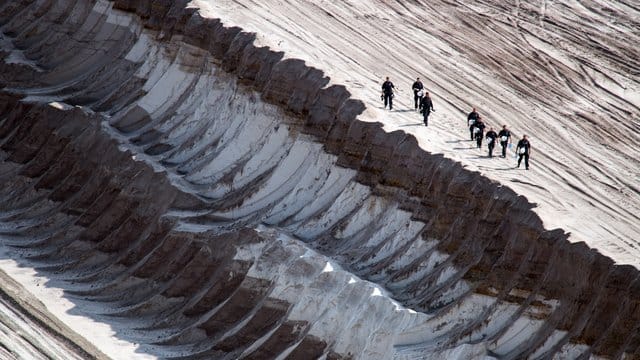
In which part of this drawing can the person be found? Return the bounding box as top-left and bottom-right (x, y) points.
(467, 108), (479, 140)
(485, 127), (498, 157)
(419, 92), (434, 126)
(412, 77), (424, 110)
(498, 125), (511, 158)
(516, 135), (531, 170)
(473, 116), (486, 148)
(381, 77), (395, 110)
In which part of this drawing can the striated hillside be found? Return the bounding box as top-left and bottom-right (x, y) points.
(0, 0), (639, 359)
(192, 0), (640, 263)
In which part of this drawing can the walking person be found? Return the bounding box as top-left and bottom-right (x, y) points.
(474, 116), (486, 148)
(467, 107), (479, 140)
(412, 77), (424, 110)
(381, 77), (395, 110)
(498, 125), (511, 158)
(485, 127), (498, 157)
(419, 92), (434, 126)
(516, 135), (532, 170)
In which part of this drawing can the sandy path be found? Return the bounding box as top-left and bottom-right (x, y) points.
(193, 0), (640, 265)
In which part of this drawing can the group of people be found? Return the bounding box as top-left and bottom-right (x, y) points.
(381, 76), (532, 170)
(381, 77), (435, 126)
(466, 108), (531, 170)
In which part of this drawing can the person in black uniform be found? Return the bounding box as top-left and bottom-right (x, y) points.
(467, 108), (479, 140)
(498, 125), (511, 158)
(381, 77), (395, 110)
(419, 92), (434, 126)
(485, 127), (498, 157)
(473, 116), (486, 148)
(516, 135), (531, 170)
(412, 77), (424, 110)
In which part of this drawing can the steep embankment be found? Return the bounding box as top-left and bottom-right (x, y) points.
(0, 0), (639, 359)
(0, 269), (106, 359)
(192, 0), (640, 264)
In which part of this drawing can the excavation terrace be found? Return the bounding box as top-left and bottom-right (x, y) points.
(0, 1), (639, 359)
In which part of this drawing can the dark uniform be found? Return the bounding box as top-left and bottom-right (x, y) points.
(419, 94), (434, 126)
(498, 128), (511, 157)
(485, 130), (498, 157)
(473, 120), (486, 148)
(382, 80), (395, 110)
(467, 110), (479, 140)
(516, 138), (531, 169)
(412, 79), (424, 109)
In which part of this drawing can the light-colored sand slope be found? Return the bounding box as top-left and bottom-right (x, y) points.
(0, 270), (106, 359)
(0, 0), (639, 359)
(196, 0), (640, 265)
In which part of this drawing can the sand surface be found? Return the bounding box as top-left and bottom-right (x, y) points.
(194, 0), (640, 265)
(0, 0), (639, 358)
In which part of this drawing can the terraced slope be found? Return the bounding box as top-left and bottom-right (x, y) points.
(192, 0), (640, 262)
(0, 0), (639, 359)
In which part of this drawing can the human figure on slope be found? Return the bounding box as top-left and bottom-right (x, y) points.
(485, 127), (498, 157)
(498, 125), (511, 158)
(381, 77), (395, 110)
(467, 107), (479, 140)
(516, 135), (532, 170)
(419, 92), (435, 126)
(412, 77), (424, 110)
(473, 116), (486, 149)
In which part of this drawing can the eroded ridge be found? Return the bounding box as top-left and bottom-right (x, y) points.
(0, 1), (640, 359)
(0, 270), (102, 359)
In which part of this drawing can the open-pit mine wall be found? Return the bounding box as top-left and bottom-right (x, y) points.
(0, 1), (639, 359)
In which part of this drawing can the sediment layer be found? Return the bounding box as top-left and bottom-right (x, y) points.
(0, 0), (639, 359)
(0, 269), (106, 359)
